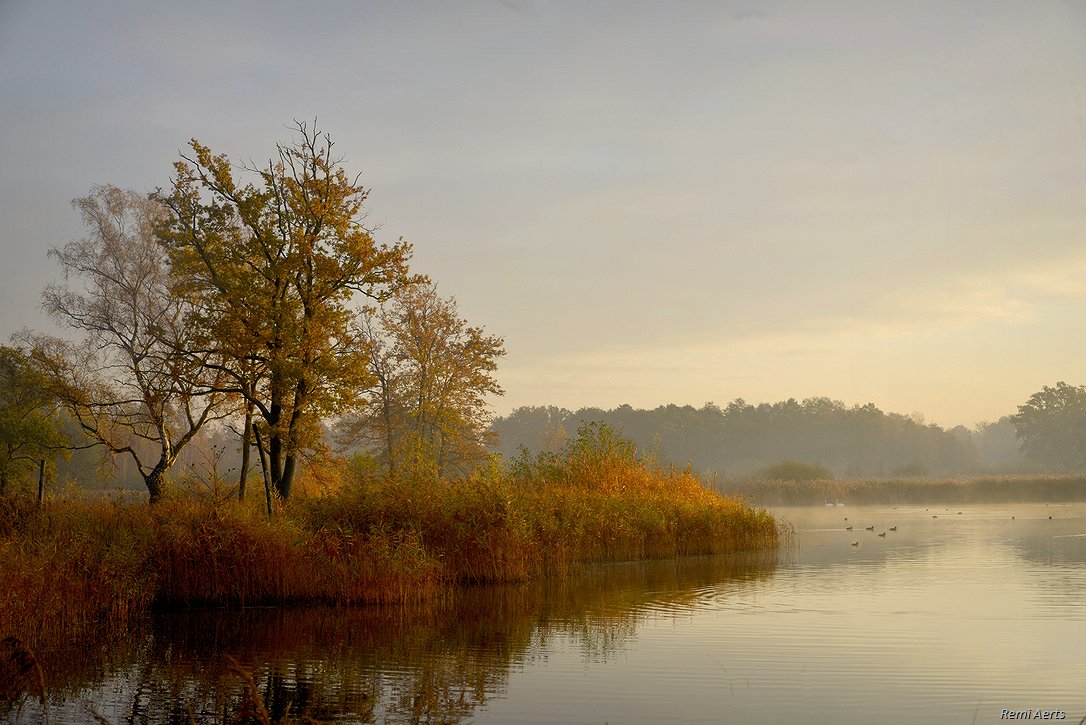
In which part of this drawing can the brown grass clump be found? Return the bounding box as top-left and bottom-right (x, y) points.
(0, 495), (446, 644)
(514, 422), (779, 567)
(152, 500), (302, 605)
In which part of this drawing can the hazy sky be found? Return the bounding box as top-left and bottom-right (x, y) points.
(2, 1), (1085, 428)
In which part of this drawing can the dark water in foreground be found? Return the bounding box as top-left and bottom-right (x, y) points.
(8, 502), (1086, 724)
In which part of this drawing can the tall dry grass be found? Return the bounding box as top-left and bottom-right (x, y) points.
(0, 496), (157, 643)
(0, 496), (445, 646)
(306, 425), (778, 583)
(0, 424), (777, 646)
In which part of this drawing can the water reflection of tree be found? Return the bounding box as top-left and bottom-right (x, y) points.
(35, 553), (776, 723)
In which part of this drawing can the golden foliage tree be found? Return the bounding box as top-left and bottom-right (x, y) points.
(342, 282), (505, 478)
(157, 121), (418, 498)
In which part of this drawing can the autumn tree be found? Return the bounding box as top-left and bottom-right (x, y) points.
(26, 185), (226, 503)
(341, 282), (505, 478)
(0, 346), (67, 495)
(156, 121), (417, 498)
(1011, 381), (1086, 470)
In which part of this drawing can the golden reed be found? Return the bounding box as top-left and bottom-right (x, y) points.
(0, 447), (777, 645)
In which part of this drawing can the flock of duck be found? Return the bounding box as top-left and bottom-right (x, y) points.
(843, 518), (898, 546)
(837, 505), (1056, 547)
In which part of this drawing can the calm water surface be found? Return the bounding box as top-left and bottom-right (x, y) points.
(13, 502), (1086, 724)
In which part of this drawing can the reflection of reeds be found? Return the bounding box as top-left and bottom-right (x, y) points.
(226, 655), (272, 725)
(24, 551), (778, 724)
(0, 635), (49, 724)
(720, 474), (1086, 507)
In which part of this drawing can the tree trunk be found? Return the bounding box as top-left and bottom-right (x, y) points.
(238, 401), (253, 501)
(37, 459), (44, 505)
(436, 429), (445, 479)
(266, 399), (285, 497)
(277, 387), (306, 499)
(265, 391), (285, 496)
(146, 480), (163, 504)
(268, 432), (284, 497)
(381, 380), (396, 476)
(385, 425), (396, 477)
(253, 426), (273, 518)
(279, 454), (295, 498)
(144, 460), (167, 505)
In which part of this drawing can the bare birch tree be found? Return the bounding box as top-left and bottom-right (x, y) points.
(25, 185), (226, 503)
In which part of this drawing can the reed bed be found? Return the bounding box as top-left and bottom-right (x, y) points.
(307, 452), (778, 584)
(0, 497), (445, 645)
(0, 495), (158, 643)
(0, 436), (777, 646)
(721, 474), (1086, 507)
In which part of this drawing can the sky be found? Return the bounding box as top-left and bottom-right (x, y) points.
(1, 0), (1085, 429)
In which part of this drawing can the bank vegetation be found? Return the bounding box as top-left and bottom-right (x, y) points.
(0, 421), (777, 645)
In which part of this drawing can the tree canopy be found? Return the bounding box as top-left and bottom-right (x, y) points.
(0, 346), (67, 495)
(9, 124), (507, 504)
(340, 281), (505, 478)
(156, 121), (419, 498)
(1011, 381), (1086, 470)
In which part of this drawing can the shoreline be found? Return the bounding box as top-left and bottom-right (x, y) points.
(0, 461), (779, 646)
(718, 474), (1086, 507)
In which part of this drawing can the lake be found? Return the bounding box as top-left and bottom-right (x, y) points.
(12, 501), (1086, 724)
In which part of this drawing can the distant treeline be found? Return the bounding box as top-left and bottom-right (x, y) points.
(492, 399), (1028, 477)
(720, 475), (1086, 507)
